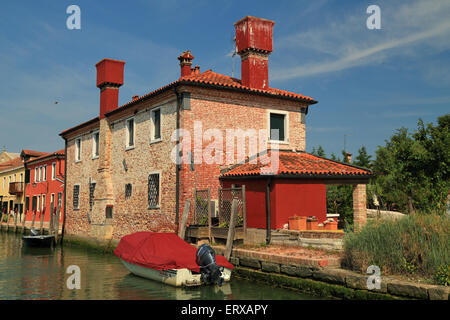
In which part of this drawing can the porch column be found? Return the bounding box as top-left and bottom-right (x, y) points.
(352, 184), (367, 231)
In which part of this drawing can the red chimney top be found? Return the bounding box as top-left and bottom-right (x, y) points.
(178, 50), (194, 78)
(234, 16), (275, 90)
(95, 58), (125, 119)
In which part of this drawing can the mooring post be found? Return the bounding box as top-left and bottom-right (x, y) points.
(13, 210), (18, 233)
(21, 210), (27, 234)
(39, 209), (45, 235)
(178, 199), (191, 240)
(54, 205), (61, 244)
(225, 198), (239, 261)
(31, 210), (36, 230)
(49, 203), (54, 235)
(207, 188), (212, 244)
(5, 210), (10, 232)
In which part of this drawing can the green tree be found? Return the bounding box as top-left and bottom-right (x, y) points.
(373, 114), (450, 214)
(354, 146), (372, 168)
(316, 145), (326, 157)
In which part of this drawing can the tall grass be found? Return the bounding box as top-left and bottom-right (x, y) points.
(343, 214), (449, 285)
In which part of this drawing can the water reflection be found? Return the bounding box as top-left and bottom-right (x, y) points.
(0, 232), (319, 300)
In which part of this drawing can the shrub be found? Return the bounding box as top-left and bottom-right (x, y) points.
(343, 213), (449, 285)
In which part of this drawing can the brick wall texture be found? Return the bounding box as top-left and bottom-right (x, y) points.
(63, 85), (309, 240)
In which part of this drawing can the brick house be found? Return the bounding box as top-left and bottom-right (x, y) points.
(60, 16), (370, 242)
(22, 149), (65, 224)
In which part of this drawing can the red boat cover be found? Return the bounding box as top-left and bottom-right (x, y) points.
(114, 232), (234, 272)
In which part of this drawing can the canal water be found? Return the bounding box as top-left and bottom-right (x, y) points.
(0, 232), (319, 300)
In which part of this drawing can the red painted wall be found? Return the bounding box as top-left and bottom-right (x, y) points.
(222, 178), (327, 230)
(272, 179), (327, 228)
(24, 155), (65, 223)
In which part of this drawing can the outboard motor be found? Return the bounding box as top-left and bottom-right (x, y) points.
(30, 228), (40, 236)
(196, 244), (224, 286)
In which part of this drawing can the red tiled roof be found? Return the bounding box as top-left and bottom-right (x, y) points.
(26, 149), (65, 164)
(222, 150), (372, 178)
(21, 150), (49, 157)
(61, 69), (317, 135)
(115, 70), (316, 112)
(179, 70), (316, 102)
(0, 157), (24, 172)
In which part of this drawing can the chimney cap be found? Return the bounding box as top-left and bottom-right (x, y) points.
(178, 50), (194, 64)
(233, 15), (275, 27)
(132, 95), (139, 100)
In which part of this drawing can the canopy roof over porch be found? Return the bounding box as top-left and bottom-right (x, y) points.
(221, 149), (372, 181)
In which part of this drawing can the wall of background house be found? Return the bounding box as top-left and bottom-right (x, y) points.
(25, 157), (65, 222)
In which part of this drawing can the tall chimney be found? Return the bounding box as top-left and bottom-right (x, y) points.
(96, 58), (125, 119)
(178, 50), (194, 78)
(234, 16), (275, 90)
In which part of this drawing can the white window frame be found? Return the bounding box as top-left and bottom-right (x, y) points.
(267, 109), (289, 144)
(52, 162), (56, 180)
(125, 117), (135, 150)
(75, 137), (82, 162)
(37, 195), (41, 212)
(34, 167), (38, 183)
(147, 171), (161, 209)
(51, 193), (55, 209)
(92, 130), (100, 159)
(13, 174), (16, 182)
(43, 165), (47, 182)
(2, 177), (5, 188)
(20, 173), (23, 183)
(150, 107), (162, 144)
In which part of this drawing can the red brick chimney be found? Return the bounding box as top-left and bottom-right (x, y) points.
(178, 50), (194, 78)
(234, 16), (275, 90)
(95, 58), (126, 119)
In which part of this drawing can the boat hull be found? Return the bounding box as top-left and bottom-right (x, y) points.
(22, 235), (54, 247)
(120, 259), (232, 287)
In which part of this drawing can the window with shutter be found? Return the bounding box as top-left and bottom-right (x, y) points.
(73, 185), (80, 209)
(148, 173), (160, 208)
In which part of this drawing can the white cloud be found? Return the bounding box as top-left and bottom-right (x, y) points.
(271, 0), (450, 81)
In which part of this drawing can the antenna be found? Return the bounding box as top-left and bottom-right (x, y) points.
(230, 32), (237, 77)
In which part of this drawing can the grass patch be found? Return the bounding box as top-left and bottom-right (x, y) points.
(343, 213), (449, 285)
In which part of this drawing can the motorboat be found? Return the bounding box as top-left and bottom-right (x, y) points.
(114, 232), (233, 287)
(22, 228), (54, 247)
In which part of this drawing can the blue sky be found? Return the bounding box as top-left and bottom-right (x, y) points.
(1, 0), (449, 159)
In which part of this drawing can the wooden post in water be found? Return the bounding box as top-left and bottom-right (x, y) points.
(49, 203), (54, 235)
(207, 188), (212, 244)
(13, 210), (18, 233)
(21, 210), (27, 234)
(39, 209), (45, 235)
(54, 205), (61, 244)
(31, 210), (36, 230)
(242, 185), (247, 239)
(5, 211), (10, 232)
(225, 198), (239, 261)
(178, 199), (191, 240)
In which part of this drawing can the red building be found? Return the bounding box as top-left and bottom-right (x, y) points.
(221, 150), (371, 241)
(23, 150), (65, 223)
